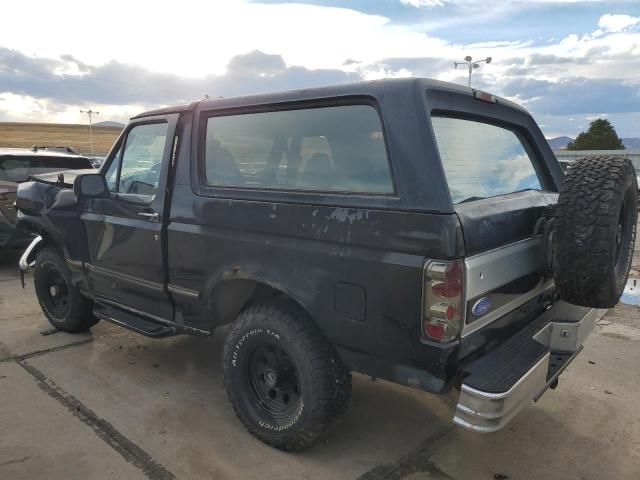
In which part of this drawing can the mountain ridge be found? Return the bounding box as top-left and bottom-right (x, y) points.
(547, 136), (640, 150)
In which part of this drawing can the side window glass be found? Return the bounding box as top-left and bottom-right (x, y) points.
(205, 124), (274, 188)
(116, 123), (168, 197)
(298, 136), (334, 190)
(204, 105), (393, 194)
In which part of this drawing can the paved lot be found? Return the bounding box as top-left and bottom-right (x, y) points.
(1, 248), (639, 480)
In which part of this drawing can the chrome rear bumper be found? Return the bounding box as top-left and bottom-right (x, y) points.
(454, 306), (606, 433)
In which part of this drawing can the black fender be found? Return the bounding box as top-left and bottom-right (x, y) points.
(15, 181), (89, 262)
(17, 210), (70, 258)
(205, 267), (317, 331)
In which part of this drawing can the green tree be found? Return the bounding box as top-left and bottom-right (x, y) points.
(567, 119), (625, 150)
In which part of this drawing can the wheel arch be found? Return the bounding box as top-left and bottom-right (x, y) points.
(18, 213), (71, 259)
(207, 273), (319, 331)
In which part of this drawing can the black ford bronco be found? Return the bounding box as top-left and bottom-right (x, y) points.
(16, 79), (637, 451)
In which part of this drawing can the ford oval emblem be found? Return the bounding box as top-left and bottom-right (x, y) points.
(472, 297), (492, 317)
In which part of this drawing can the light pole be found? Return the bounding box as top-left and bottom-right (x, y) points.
(80, 109), (99, 154)
(454, 56), (492, 88)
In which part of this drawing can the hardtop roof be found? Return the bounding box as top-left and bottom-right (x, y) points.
(131, 78), (527, 119)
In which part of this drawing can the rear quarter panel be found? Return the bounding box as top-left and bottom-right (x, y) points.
(168, 189), (461, 360)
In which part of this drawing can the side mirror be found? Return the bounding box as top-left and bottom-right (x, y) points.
(74, 173), (109, 199)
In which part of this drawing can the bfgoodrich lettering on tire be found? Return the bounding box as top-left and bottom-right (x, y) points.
(222, 298), (352, 451)
(553, 156), (638, 308)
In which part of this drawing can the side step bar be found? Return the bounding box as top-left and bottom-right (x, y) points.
(93, 302), (177, 338)
(454, 302), (606, 433)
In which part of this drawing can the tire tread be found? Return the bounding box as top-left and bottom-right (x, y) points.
(222, 298), (351, 451)
(553, 156), (637, 307)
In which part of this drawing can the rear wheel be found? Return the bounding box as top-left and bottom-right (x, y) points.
(553, 156), (638, 308)
(34, 246), (98, 332)
(223, 298), (351, 451)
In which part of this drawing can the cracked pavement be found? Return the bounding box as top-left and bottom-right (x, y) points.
(1, 246), (639, 480)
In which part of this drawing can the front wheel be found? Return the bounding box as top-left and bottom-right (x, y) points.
(223, 298), (351, 451)
(33, 246), (98, 332)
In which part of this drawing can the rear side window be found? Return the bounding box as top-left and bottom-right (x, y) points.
(431, 117), (543, 204)
(203, 105), (394, 194)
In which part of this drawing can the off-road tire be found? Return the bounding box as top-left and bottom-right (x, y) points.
(223, 298), (352, 451)
(553, 156), (638, 308)
(34, 246), (98, 332)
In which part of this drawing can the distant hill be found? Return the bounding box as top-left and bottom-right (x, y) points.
(622, 138), (640, 150)
(548, 136), (640, 150)
(94, 121), (125, 128)
(547, 136), (573, 150)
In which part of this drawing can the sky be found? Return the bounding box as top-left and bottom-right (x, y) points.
(1, 0), (639, 138)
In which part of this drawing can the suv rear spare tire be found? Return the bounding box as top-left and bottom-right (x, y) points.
(553, 156), (638, 308)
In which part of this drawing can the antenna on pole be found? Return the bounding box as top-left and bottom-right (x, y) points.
(453, 56), (492, 88)
(80, 109), (100, 155)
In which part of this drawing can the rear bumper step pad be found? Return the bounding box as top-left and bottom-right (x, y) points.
(454, 302), (606, 433)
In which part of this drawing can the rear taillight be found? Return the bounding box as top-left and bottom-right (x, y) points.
(422, 260), (464, 342)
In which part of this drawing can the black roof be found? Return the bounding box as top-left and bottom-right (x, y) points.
(131, 78), (526, 119)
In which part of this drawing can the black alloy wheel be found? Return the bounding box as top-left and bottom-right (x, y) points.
(40, 263), (70, 319)
(247, 343), (301, 419)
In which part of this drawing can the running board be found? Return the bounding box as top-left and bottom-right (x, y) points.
(454, 302), (606, 432)
(93, 302), (177, 338)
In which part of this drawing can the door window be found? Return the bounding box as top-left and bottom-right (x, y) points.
(106, 123), (168, 198)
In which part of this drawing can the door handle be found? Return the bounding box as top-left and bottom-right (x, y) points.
(138, 211), (159, 222)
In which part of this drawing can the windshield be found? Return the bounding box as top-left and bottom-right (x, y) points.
(0, 156), (93, 183)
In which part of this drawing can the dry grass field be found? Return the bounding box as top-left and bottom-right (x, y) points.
(0, 122), (123, 156)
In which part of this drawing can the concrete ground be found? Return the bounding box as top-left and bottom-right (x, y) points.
(1, 248), (639, 480)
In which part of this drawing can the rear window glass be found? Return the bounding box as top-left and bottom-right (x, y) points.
(203, 105), (394, 194)
(0, 156), (93, 182)
(431, 117), (543, 204)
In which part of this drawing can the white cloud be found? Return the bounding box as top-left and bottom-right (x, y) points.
(1, 0), (640, 138)
(598, 14), (640, 33)
(0, 93), (146, 124)
(398, 0), (446, 7)
(0, 0), (452, 77)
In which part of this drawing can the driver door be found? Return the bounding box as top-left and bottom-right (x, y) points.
(81, 115), (177, 320)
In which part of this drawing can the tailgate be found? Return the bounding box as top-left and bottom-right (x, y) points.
(456, 190), (558, 344)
